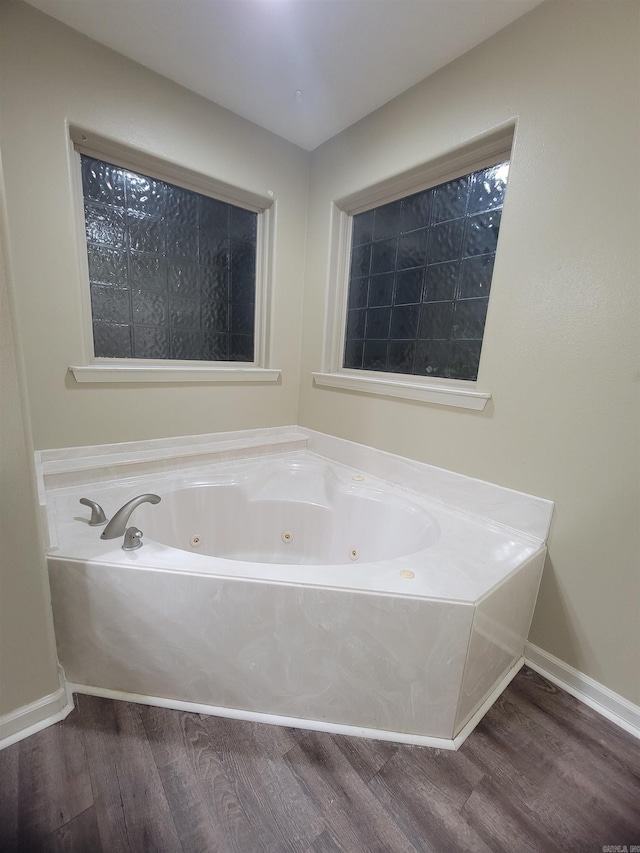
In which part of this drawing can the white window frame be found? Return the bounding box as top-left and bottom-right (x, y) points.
(313, 124), (515, 410)
(67, 127), (279, 384)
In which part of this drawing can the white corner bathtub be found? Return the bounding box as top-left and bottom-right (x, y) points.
(41, 429), (553, 750)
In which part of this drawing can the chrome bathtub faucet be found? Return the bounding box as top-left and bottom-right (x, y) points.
(101, 494), (161, 540)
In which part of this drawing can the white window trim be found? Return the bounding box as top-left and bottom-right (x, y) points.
(67, 126), (280, 384)
(314, 123), (515, 411)
(70, 364), (281, 384)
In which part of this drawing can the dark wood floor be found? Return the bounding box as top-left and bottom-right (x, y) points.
(1, 667), (638, 852)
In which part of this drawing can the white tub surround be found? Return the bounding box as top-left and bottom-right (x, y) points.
(40, 428), (553, 749)
(35, 426), (308, 495)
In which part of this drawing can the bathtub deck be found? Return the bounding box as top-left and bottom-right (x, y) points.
(1, 667), (638, 852)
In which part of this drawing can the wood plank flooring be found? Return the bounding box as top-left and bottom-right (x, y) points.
(1, 667), (638, 852)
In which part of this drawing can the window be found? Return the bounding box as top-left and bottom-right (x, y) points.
(69, 129), (278, 384)
(343, 161), (508, 381)
(81, 155), (258, 362)
(313, 127), (514, 410)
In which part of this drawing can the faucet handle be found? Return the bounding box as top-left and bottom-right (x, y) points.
(79, 498), (107, 526)
(122, 526), (143, 551)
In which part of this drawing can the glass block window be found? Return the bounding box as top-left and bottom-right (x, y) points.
(81, 155), (258, 362)
(344, 161), (508, 381)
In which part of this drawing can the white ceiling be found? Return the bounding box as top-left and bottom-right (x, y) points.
(24, 0), (543, 150)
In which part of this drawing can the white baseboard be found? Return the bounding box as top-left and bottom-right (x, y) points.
(68, 660), (523, 751)
(524, 642), (640, 741)
(453, 657), (524, 748)
(6, 650), (636, 752)
(0, 667), (74, 751)
(70, 681), (468, 750)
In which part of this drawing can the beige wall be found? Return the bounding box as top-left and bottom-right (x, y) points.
(0, 1), (309, 450)
(299, 0), (640, 704)
(0, 151), (60, 717)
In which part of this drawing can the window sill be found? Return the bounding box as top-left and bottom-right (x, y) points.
(70, 364), (281, 384)
(312, 371), (490, 411)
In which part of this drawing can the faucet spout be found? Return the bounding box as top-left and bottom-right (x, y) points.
(101, 494), (161, 540)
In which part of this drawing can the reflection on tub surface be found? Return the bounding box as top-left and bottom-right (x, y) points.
(134, 459), (440, 565)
